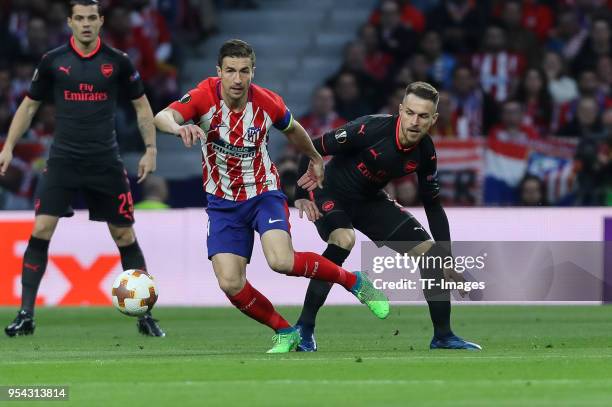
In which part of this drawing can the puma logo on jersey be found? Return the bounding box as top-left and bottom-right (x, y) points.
(24, 263), (41, 272)
(358, 124), (366, 135)
(369, 148), (381, 159)
(59, 66), (71, 75)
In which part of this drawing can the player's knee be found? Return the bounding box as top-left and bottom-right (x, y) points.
(32, 220), (57, 240)
(328, 229), (356, 251)
(216, 276), (245, 296)
(266, 251), (294, 274)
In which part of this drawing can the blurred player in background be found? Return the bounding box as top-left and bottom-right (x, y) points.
(0, 0), (165, 337)
(154, 39), (389, 353)
(294, 82), (481, 351)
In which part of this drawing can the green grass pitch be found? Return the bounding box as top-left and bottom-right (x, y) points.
(1, 305), (611, 406)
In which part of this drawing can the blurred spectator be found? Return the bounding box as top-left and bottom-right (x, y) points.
(488, 100), (540, 145)
(0, 66), (15, 116)
(391, 61), (414, 89)
(517, 174), (548, 206)
(31, 105), (56, 142)
(130, 0), (180, 109)
(408, 52), (433, 84)
(472, 25), (526, 102)
(375, 0), (419, 63)
(430, 91), (457, 137)
(6, 0), (30, 43)
(547, 8), (589, 61)
(299, 86), (346, 141)
(10, 58), (35, 110)
(573, 16), (611, 74)
(130, 0), (173, 65)
(333, 72), (372, 121)
(542, 50), (579, 104)
(379, 87), (406, 115)
(448, 65), (498, 138)
(0, 103), (10, 137)
(0, 8), (22, 63)
(134, 175), (170, 210)
(369, 0), (426, 33)
(47, 0), (71, 47)
(426, 0), (485, 53)
(105, 6), (157, 84)
(497, 0), (541, 66)
(420, 30), (456, 89)
(597, 55), (611, 93)
(326, 42), (381, 109)
(20, 17), (49, 61)
(573, 106), (611, 205)
(557, 96), (604, 138)
(359, 24), (394, 81)
(555, 69), (611, 130)
(515, 68), (554, 135)
(522, 0), (554, 42)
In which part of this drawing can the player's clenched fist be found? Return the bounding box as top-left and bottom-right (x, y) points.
(177, 124), (205, 148)
(0, 149), (13, 176)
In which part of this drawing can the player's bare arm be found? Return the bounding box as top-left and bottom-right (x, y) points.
(154, 108), (205, 148)
(284, 120), (323, 191)
(0, 96), (41, 176)
(132, 95), (157, 183)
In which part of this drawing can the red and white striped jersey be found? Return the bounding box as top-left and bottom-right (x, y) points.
(471, 52), (525, 102)
(169, 77), (293, 201)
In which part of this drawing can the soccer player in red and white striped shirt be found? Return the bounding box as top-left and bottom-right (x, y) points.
(154, 39), (389, 353)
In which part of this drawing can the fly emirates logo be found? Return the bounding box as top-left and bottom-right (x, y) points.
(64, 83), (108, 102)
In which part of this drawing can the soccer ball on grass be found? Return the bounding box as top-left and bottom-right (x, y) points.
(111, 269), (158, 316)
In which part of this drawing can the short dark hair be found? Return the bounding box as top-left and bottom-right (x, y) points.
(69, 0), (101, 16)
(404, 81), (439, 106)
(217, 39), (256, 68)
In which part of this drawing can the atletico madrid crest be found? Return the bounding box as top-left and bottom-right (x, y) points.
(101, 64), (113, 78)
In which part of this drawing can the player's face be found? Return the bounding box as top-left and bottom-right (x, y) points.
(398, 93), (438, 145)
(217, 57), (254, 103)
(68, 5), (103, 44)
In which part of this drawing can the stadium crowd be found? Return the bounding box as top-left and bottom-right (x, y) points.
(0, 0), (610, 209)
(0, 0), (253, 209)
(292, 0), (611, 207)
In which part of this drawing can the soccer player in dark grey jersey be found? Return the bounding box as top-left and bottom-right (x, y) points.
(0, 0), (165, 337)
(294, 82), (481, 350)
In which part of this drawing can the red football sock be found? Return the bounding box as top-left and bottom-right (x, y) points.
(227, 281), (291, 332)
(290, 252), (357, 291)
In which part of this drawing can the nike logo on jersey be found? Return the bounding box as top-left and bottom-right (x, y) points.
(59, 66), (71, 75)
(268, 218), (284, 224)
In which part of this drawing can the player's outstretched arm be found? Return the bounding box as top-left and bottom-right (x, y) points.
(154, 108), (205, 148)
(132, 95), (157, 183)
(0, 96), (41, 176)
(283, 120), (324, 189)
